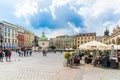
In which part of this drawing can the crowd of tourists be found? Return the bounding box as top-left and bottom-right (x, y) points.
(16, 48), (32, 57)
(0, 48), (12, 62)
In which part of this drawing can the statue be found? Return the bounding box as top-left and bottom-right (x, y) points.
(32, 36), (39, 46)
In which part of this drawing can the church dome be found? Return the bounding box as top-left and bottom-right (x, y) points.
(39, 32), (48, 41)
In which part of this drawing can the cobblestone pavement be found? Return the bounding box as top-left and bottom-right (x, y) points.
(0, 52), (120, 80)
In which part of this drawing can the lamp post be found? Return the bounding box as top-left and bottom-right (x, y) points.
(0, 35), (3, 50)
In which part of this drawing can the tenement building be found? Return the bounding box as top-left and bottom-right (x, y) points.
(49, 38), (56, 47)
(55, 35), (73, 49)
(101, 25), (120, 45)
(17, 27), (24, 48)
(73, 32), (96, 49)
(24, 30), (34, 48)
(0, 21), (18, 49)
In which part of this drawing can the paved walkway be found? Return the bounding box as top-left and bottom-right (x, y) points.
(0, 52), (120, 80)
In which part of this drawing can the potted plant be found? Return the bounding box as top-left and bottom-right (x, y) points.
(64, 52), (72, 66)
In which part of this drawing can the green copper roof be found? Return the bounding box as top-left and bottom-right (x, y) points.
(39, 32), (48, 41)
(39, 37), (48, 41)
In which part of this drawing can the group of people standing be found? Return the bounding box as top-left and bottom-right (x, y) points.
(0, 48), (12, 62)
(17, 49), (32, 57)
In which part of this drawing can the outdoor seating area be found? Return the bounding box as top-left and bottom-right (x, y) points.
(64, 40), (120, 69)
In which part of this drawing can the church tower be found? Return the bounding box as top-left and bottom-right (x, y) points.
(104, 28), (109, 36)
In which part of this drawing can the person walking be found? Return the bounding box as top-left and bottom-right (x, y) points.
(26, 49), (29, 56)
(18, 49), (21, 57)
(29, 49), (32, 56)
(8, 49), (12, 61)
(0, 49), (4, 62)
(23, 49), (26, 57)
(43, 50), (46, 56)
(4, 49), (9, 62)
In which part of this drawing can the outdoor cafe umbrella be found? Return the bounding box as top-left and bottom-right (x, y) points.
(79, 40), (109, 50)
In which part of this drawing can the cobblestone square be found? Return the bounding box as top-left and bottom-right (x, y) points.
(0, 52), (120, 80)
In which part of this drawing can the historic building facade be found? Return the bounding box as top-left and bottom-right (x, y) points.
(49, 38), (56, 47)
(0, 21), (18, 49)
(55, 35), (73, 49)
(38, 32), (49, 50)
(101, 25), (120, 45)
(17, 27), (24, 48)
(24, 30), (34, 48)
(73, 32), (96, 49)
(29, 31), (35, 47)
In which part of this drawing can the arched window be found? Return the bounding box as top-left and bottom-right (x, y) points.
(112, 39), (115, 44)
(116, 37), (120, 45)
(109, 41), (111, 44)
(106, 42), (108, 45)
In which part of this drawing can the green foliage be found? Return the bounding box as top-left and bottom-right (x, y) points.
(70, 52), (76, 57)
(64, 52), (71, 59)
(92, 50), (96, 58)
(72, 45), (77, 50)
(84, 50), (89, 55)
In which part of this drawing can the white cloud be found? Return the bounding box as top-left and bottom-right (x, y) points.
(13, 0), (120, 38)
(15, 0), (38, 18)
(78, 0), (120, 18)
(49, 0), (74, 19)
(39, 8), (48, 12)
(75, 0), (120, 36)
(68, 22), (81, 33)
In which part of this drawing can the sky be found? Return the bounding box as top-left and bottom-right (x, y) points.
(0, 0), (120, 39)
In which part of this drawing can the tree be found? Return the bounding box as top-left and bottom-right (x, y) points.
(72, 45), (77, 50)
(50, 46), (56, 50)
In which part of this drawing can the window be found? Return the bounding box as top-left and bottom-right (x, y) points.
(12, 34), (14, 37)
(42, 43), (44, 45)
(8, 28), (10, 33)
(81, 41), (83, 44)
(5, 28), (7, 32)
(4, 38), (7, 43)
(12, 29), (14, 33)
(5, 32), (7, 36)
(15, 40), (17, 43)
(78, 41), (79, 43)
(8, 39), (10, 43)
(92, 37), (94, 39)
(8, 33), (10, 37)
(12, 39), (14, 44)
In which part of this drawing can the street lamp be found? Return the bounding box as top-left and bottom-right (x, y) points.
(0, 35), (3, 49)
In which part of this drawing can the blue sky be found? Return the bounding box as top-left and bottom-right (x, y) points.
(0, 0), (120, 38)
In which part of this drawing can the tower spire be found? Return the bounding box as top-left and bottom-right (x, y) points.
(104, 27), (109, 36)
(42, 32), (45, 37)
